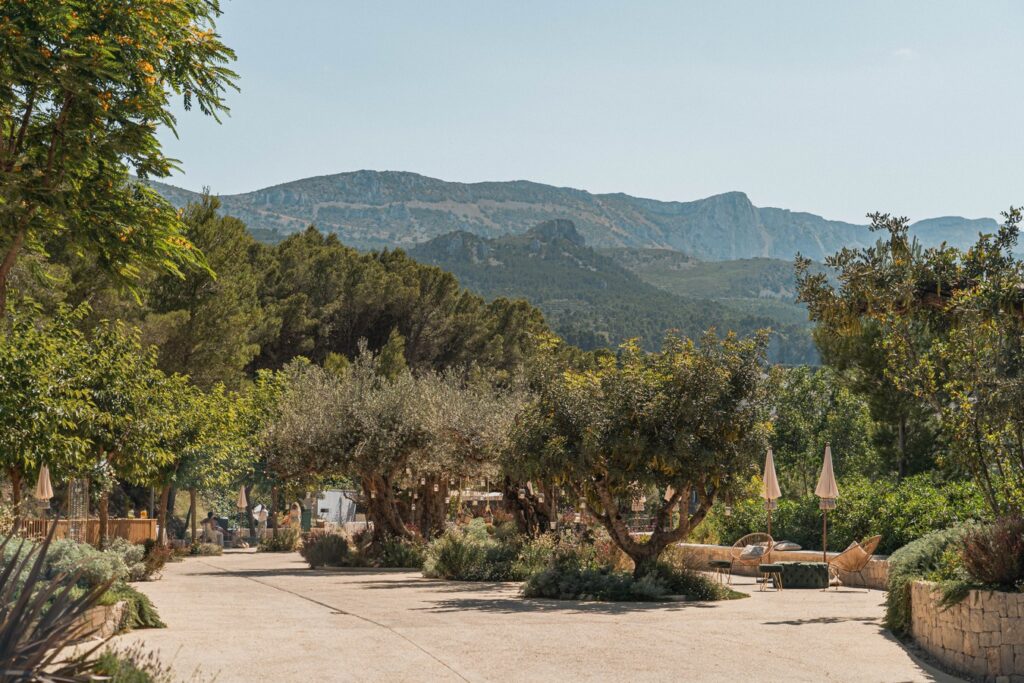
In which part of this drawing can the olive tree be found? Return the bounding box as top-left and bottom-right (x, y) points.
(514, 332), (770, 577)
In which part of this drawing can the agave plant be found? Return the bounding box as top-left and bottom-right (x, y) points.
(0, 523), (112, 682)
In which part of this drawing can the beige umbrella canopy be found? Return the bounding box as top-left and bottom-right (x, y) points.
(236, 485), (248, 510)
(815, 443), (840, 561)
(33, 465), (54, 501)
(761, 448), (782, 537)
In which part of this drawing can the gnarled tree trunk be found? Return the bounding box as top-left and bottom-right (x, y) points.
(593, 480), (715, 579)
(364, 473), (411, 542)
(504, 477), (553, 537)
(97, 491), (110, 549)
(189, 489), (198, 543)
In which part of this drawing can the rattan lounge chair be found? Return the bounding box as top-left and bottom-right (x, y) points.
(827, 535), (881, 590)
(728, 533), (774, 582)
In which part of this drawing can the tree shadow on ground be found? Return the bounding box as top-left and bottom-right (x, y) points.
(415, 596), (720, 616)
(762, 615), (880, 626)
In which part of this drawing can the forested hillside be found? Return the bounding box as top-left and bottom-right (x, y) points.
(410, 220), (817, 364)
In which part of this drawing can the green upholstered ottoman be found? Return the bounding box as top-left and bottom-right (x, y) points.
(709, 559), (732, 584)
(777, 561), (828, 589)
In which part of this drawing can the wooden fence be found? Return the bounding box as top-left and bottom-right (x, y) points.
(18, 518), (157, 545)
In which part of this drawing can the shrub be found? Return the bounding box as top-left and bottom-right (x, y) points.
(960, 516), (1024, 590)
(884, 526), (967, 635)
(189, 542), (223, 556)
(510, 534), (558, 579)
(45, 538), (128, 588)
(258, 527), (300, 552)
(0, 530), (112, 681)
(423, 519), (544, 581)
(141, 540), (173, 579)
(106, 538), (148, 581)
(105, 583), (166, 630)
(424, 528), (489, 580)
(300, 531), (350, 568)
(89, 645), (172, 683)
(378, 536), (426, 569)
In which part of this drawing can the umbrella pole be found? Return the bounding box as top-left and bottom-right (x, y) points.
(767, 507), (772, 538)
(822, 509), (827, 563)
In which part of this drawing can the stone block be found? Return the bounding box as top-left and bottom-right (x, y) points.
(1002, 645), (1016, 675)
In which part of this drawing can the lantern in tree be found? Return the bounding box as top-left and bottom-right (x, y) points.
(518, 488), (526, 499)
(370, 490), (377, 499)
(538, 492), (545, 504)
(433, 483), (439, 493)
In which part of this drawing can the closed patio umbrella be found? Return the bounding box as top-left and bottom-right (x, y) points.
(815, 443), (840, 562)
(236, 485), (248, 510)
(761, 448), (782, 537)
(33, 465), (53, 500)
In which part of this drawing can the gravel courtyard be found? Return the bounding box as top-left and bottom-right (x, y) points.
(115, 550), (959, 682)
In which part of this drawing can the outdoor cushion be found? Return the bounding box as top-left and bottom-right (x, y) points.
(738, 544), (765, 561)
(774, 540), (801, 551)
(757, 563), (782, 572)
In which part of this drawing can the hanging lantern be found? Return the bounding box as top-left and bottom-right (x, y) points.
(411, 503), (416, 511)
(449, 478), (455, 486)
(518, 488), (526, 500)
(406, 467), (412, 476)
(573, 513), (582, 524)
(549, 521), (557, 530)
(370, 490), (377, 499)
(413, 492), (418, 500)
(420, 477), (426, 486)
(579, 501), (586, 511)
(537, 493), (545, 504)
(724, 505), (733, 517)
(433, 483), (440, 493)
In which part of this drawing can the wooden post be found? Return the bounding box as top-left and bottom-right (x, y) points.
(189, 489), (198, 544)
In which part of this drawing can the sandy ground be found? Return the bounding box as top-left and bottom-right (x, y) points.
(114, 549), (961, 683)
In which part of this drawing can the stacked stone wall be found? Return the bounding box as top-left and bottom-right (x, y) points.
(911, 581), (1024, 681)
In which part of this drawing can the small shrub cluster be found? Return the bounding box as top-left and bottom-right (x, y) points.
(45, 538), (129, 587)
(103, 583), (166, 630)
(522, 545), (734, 603)
(960, 516), (1024, 590)
(423, 519), (558, 581)
(89, 646), (173, 683)
(378, 535), (426, 569)
(884, 526), (967, 635)
(300, 531), (350, 568)
(106, 538), (148, 581)
(189, 542), (224, 556)
(141, 539), (173, 578)
(258, 527), (300, 552)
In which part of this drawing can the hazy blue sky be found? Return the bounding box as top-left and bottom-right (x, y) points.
(158, 1), (1023, 223)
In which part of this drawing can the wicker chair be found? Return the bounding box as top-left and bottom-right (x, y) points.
(827, 535), (881, 590)
(729, 533), (774, 581)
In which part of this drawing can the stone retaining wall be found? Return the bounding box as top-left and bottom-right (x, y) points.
(75, 601), (127, 640)
(911, 581), (1024, 681)
(676, 543), (889, 590)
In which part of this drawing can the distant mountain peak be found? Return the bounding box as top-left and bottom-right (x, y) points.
(526, 219), (586, 247)
(150, 171), (998, 261)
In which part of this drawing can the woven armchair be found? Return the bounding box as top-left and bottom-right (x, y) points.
(730, 532), (775, 572)
(827, 535), (881, 590)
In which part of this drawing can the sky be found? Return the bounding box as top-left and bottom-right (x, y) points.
(158, 0), (1024, 224)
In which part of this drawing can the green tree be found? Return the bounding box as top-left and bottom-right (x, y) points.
(798, 209), (1024, 514)
(0, 300), (92, 523)
(144, 195), (263, 388)
(514, 332), (770, 577)
(0, 0), (238, 315)
(770, 366), (878, 494)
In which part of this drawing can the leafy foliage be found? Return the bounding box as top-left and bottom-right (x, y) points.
(0, 0), (238, 313)
(960, 517), (1024, 590)
(0, 528), (113, 681)
(513, 331), (770, 575)
(884, 527), (967, 635)
(258, 528), (299, 553)
(299, 531), (350, 569)
(714, 474), (986, 555)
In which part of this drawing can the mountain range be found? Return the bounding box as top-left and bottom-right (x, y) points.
(150, 170), (999, 261)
